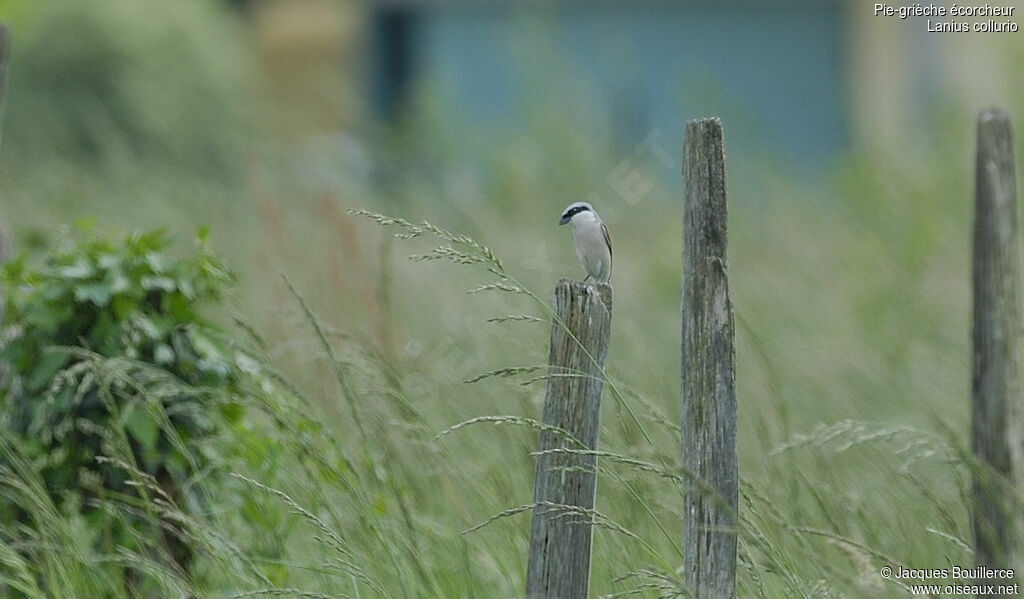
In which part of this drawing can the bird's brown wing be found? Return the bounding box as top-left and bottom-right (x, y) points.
(602, 221), (612, 265)
(598, 219), (606, 257)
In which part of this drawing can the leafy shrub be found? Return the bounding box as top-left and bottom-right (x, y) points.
(0, 227), (241, 574)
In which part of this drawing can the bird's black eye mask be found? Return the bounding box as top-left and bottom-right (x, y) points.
(561, 205), (591, 222)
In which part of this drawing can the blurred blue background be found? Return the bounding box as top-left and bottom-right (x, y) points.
(370, 0), (848, 173)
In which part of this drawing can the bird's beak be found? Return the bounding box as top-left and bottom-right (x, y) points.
(559, 215), (570, 226)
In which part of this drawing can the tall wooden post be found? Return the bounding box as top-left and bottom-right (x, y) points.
(681, 117), (737, 599)
(971, 107), (1024, 591)
(526, 279), (612, 599)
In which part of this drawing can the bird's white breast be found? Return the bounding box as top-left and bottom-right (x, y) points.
(570, 212), (611, 282)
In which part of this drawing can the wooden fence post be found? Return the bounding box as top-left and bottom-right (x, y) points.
(526, 279), (612, 599)
(971, 107), (1024, 589)
(681, 117), (737, 599)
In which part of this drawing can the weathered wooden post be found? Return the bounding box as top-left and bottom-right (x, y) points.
(971, 107), (1024, 591)
(526, 279), (612, 599)
(681, 117), (737, 599)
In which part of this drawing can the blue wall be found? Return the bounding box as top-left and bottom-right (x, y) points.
(373, 2), (846, 175)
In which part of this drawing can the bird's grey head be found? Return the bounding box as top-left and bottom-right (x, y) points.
(559, 202), (594, 226)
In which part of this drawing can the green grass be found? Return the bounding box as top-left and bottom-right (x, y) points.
(3, 151), (1010, 596)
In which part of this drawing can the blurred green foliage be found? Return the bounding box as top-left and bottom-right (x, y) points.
(0, 0), (255, 239)
(0, 227), (241, 582)
(3, 0), (250, 175)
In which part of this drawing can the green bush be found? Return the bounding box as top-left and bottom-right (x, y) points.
(0, 227), (241, 575)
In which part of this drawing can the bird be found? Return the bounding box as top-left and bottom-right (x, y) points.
(559, 201), (612, 284)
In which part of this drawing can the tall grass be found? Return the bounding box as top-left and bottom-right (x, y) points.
(0, 155), (1012, 596)
(207, 122), (1011, 596)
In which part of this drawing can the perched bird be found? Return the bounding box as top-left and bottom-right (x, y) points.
(559, 201), (612, 284)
